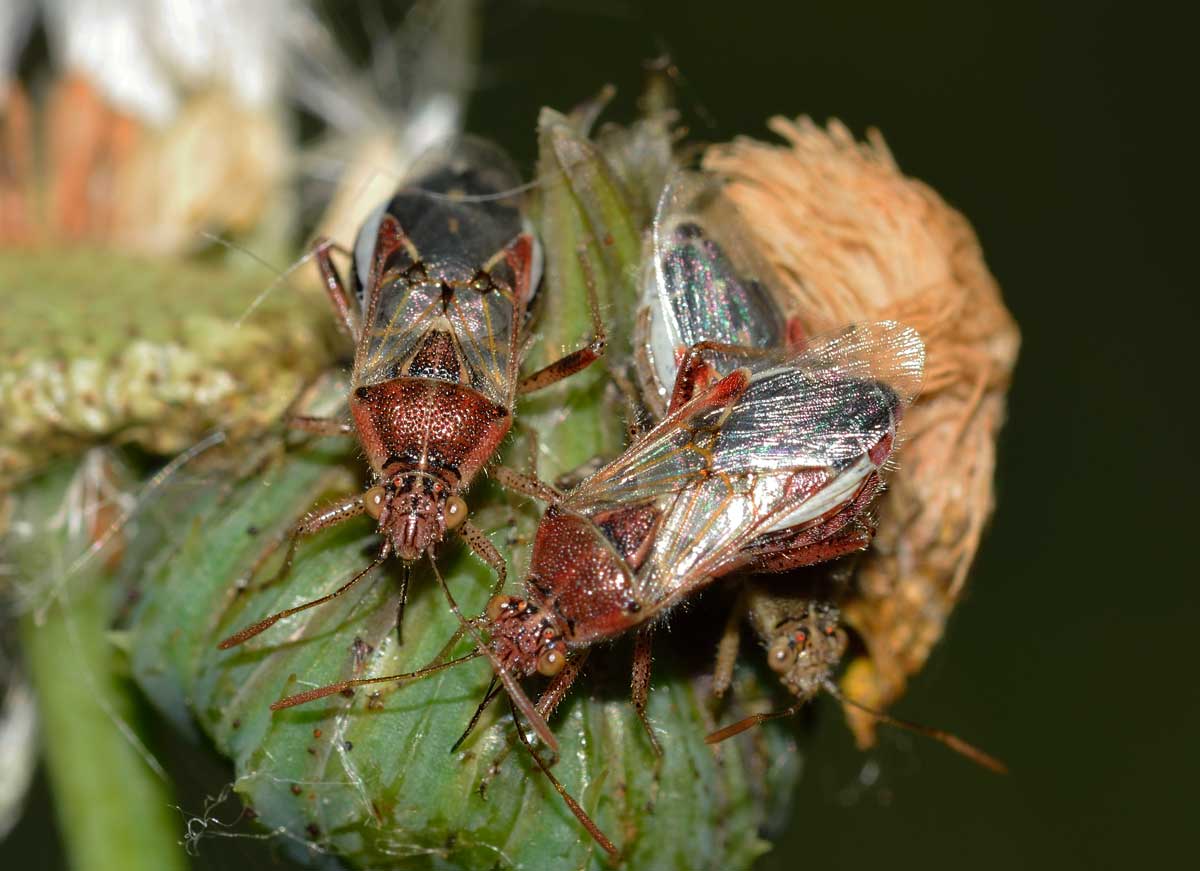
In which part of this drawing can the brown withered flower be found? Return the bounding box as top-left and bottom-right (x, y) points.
(704, 117), (1019, 745)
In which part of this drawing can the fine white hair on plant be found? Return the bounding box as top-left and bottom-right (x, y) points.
(292, 0), (478, 248)
(42, 0), (311, 125)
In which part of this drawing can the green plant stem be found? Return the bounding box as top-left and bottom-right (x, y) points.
(15, 465), (186, 871)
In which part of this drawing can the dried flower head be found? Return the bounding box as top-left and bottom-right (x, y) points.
(705, 117), (1019, 745)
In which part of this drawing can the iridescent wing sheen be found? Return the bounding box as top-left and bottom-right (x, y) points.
(351, 138), (531, 405)
(639, 171), (788, 407)
(709, 322), (924, 473)
(566, 322), (924, 610)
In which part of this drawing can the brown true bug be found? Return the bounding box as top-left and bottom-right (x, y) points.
(267, 169), (925, 857)
(218, 138), (605, 651)
(270, 318), (924, 858)
(640, 174), (1003, 770)
(705, 580), (1005, 773)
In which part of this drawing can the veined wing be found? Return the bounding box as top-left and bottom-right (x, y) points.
(576, 321), (923, 506)
(352, 139), (531, 403)
(640, 171), (787, 406)
(567, 322), (923, 610)
(711, 322), (924, 473)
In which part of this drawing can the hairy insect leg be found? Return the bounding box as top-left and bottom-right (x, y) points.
(458, 519), (508, 595)
(712, 588), (749, 699)
(236, 492), (369, 598)
(516, 243), (608, 395)
(311, 236), (362, 342)
(508, 698), (619, 862)
(631, 630), (663, 757)
(666, 352), (752, 416)
(491, 466), (564, 505)
(218, 494), (379, 649)
(479, 652), (589, 798)
(219, 547), (388, 649)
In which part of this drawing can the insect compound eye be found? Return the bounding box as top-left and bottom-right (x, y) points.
(364, 486), (387, 520)
(536, 646), (566, 677)
(443, 495), (469, 530)
(486, 595), (511, 623)
(767, 637), (796, 673)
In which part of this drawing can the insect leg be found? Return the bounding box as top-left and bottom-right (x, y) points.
(311, 236), (361, 342)
(631, 630), (663, 757)
(479, 652), (589, 798)
(233, 491), (369, 600)
(516, 243), (608, 395)
(507, 698), (619, 861)
(287, 416), (354, 437)
(712, 588), (749, 699)
(458, 519), (507, 595)
(491, 466), (564, 505)
(218, 546), (387, 649)
(665, 353), (750, 416)
(449, 675), (503, 753)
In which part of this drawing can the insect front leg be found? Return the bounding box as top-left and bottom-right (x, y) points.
(311, 236), (362, 342)
(458, 519), (508, 596)
(218, 493), (374, 649)
(491, 466), (564, 505)
(478, 651), (589, 799)
(234, 492), (367, 596)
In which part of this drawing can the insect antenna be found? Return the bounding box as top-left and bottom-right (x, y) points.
(449, 675), (502, 753)
(197, 232), (320, 327)
(507, 698), (620, 862)
(820, 679), (1008, 774)
(395, 563), (411, 646)
(269, 648), (484, 711)
(704, 679), (1007, 775)
(426, 554), (561, 754)
(218, 548), (389, 650)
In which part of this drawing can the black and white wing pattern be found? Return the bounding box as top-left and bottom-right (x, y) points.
(639, 171), (788, 410)
(351, 138), (535, 406)
(566, 322), (924, 615)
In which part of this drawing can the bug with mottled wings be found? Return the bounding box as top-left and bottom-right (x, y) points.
(219, 139), (605, 651)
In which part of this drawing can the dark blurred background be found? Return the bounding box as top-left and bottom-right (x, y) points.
(6, 1), (1193, 868)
